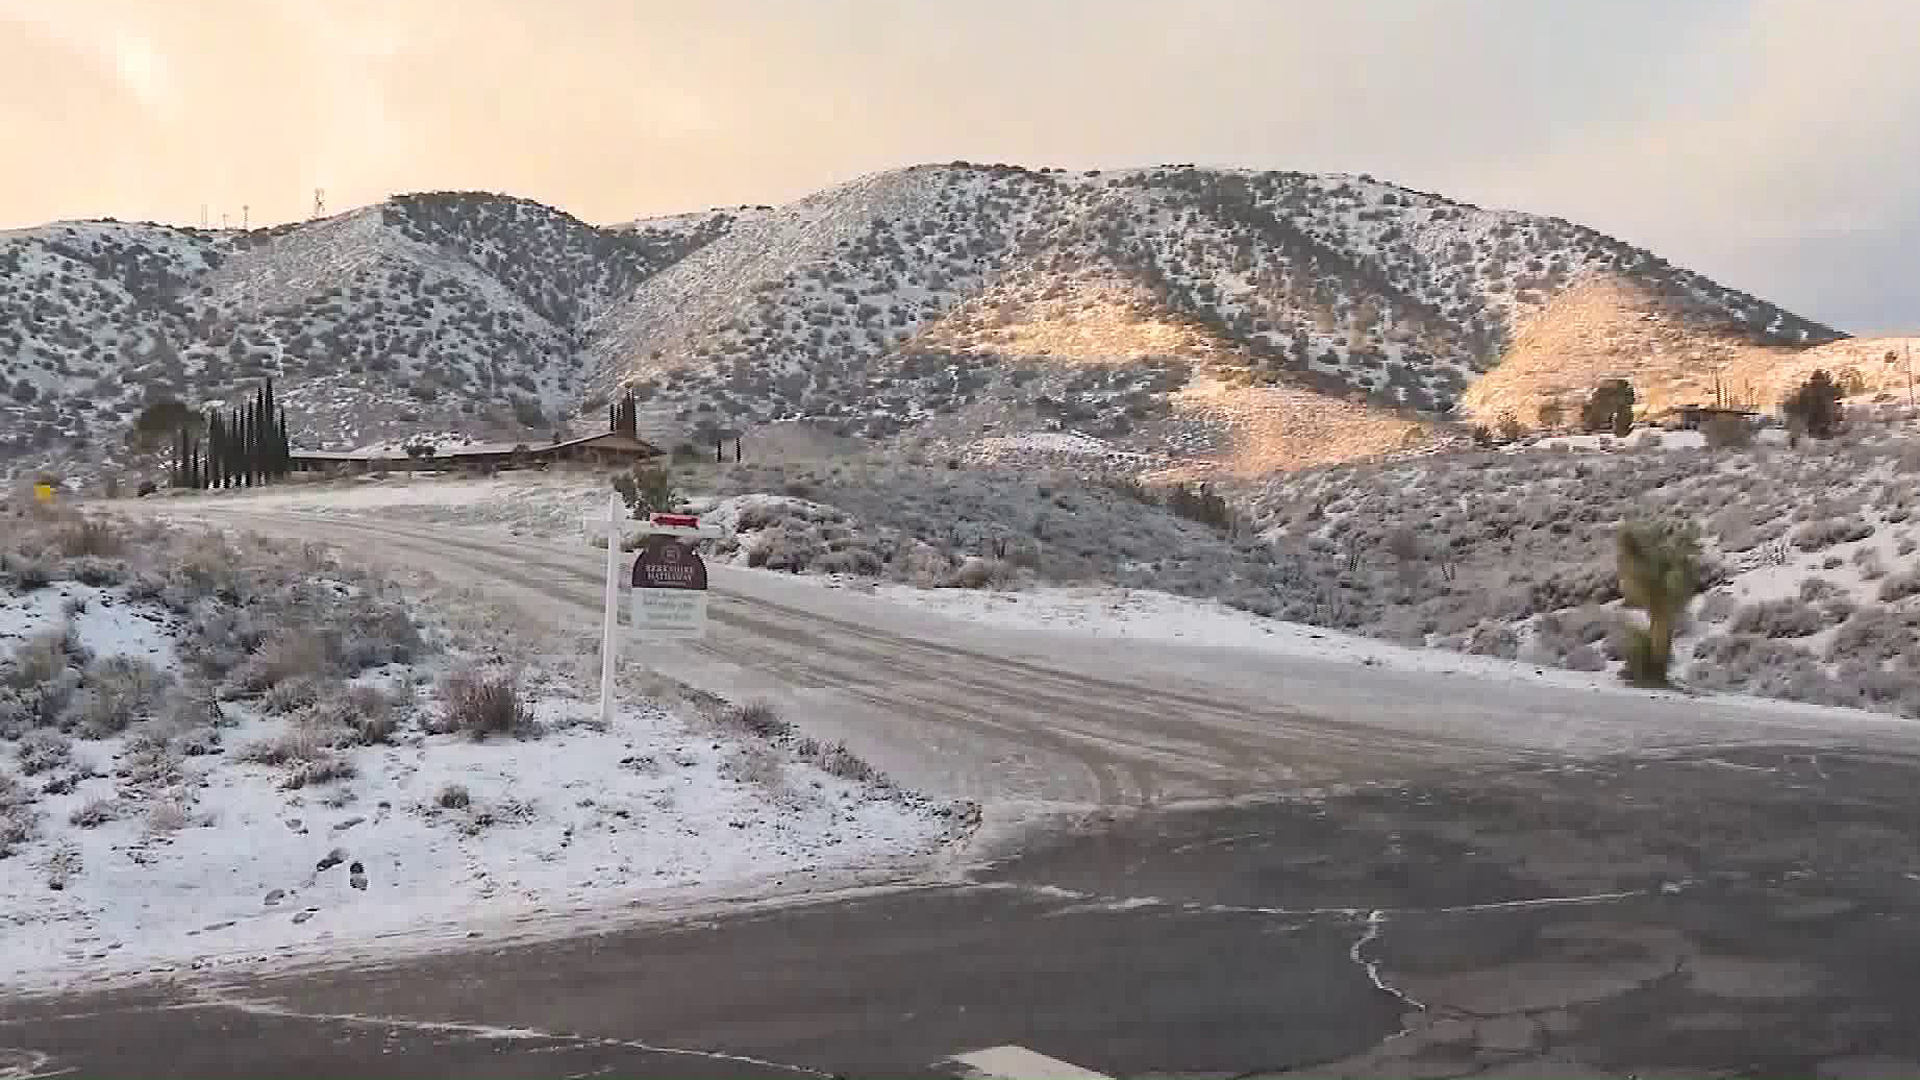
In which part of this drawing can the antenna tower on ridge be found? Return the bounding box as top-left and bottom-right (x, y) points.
(313, 188), (326, 219)
(242, 204), (250, 230)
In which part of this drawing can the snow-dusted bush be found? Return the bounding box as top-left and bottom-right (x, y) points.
(1729, 597), (1825, 639)
(1461, 620), (1520, 659)
(1799, 576), (1843, 602)
(1688, 634), (1836, 704)
(1828, 608), (1919, 664)
(1697, 589), (1737, 624)
(1791, 516), (1874, 552)
(12, 730), (72, 776)
(435, 668), (534, 741)
(1563, 644), (1606, 671)
(232, 632), (336, 695)
(948, 557), (1016, 589)
(0, 768), (38, 857)
(1878, 568), (1920, 603)
(67, 796), (120, 828)
(308, 683), (400, 745)
(1852, 545), (1888, 580)
(797, 737), (880, 783)
(1828, 661), (1920, 717)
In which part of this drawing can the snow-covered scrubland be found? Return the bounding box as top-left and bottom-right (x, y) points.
(172, 421), (1920, 722)
(1252, 422), (1920, 715)
(0, 498), (961, 989)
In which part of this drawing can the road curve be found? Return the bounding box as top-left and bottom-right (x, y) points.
(175, 507), (1920, 806)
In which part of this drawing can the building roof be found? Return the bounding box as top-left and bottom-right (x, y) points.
(289, 430), (656, 462)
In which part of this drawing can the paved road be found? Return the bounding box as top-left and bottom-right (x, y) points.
(8, 745), (1920, 1078)
(162, 508), (1920, 808)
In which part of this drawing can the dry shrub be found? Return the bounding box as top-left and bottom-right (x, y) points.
(5, 623), (85, 692)
(262, 674), (328, 716)
(798, 737), (880, 784)
(725, 699), (790, 740)
(282, 755), (355, 790)
(947, 557), (1015, 589)
(0, 770), (37, 857)
(313, 684), (399, 745)
(13, 730), (72, 776)
(436, 669), (534, 740)
(146, 799), (191, 833)
(233, 631), (336, 694)
(1703, 415), (1755, 450)
(435, 783), (471, 809)
(67, 797), (120, 828)
(74, 655), (170, 737)
(55, 518), (122, 558)
(117, 741), (184, 790)
(239, 722), (334, 766)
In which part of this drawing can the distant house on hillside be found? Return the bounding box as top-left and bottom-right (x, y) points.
(287, 430), (657, 476)
(1667, 404), (1761, 430)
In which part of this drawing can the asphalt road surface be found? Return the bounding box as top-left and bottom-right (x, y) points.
(10, 508), (1920, 1077)
(8, 746), (1920, 1078)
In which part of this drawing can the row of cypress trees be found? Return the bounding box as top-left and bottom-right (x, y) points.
(608, 387), (639, 438)
(170, 379), (294, 490)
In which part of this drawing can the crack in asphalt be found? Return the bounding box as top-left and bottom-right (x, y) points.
(178, 993), (840, 1078)
(1348, 909), (1426, 1023)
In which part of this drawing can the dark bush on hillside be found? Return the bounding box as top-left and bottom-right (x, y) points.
(1729, 597), (1825, 638)
(1703, 414), (1755, 450)
(1791, 516), (1873, 551)
(1164, 483), (1234, 531)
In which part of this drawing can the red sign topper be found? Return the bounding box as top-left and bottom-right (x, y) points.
(650, 513), (702, 529)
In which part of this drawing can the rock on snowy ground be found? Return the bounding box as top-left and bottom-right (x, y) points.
(0, 501), (961, 990)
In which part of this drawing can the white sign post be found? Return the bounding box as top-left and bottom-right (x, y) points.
(582, 493), (628, 727)
(582, 499), (720, 726)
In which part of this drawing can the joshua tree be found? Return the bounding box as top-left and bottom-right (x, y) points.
(1616, 520), (1699, 687)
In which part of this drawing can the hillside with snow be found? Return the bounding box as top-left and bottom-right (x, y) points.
(1, 163), (1844, 486)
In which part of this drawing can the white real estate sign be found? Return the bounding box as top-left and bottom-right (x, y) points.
(631, 586), (708, 640)
(629, 523), (713, 641)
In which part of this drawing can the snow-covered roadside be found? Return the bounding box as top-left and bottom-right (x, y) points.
(173, 473), (607, 537)
(0, 510), (960, 992)
(807, 579), (1635, 695)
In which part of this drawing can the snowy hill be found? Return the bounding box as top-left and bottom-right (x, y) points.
(0, 163), (1845, 484)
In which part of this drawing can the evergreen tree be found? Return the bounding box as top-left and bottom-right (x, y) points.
(244, 400), (257, 487)
(277, 412), (290, 477)
(207, 412), (223, 489)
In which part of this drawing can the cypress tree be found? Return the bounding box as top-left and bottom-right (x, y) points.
(225, 409), (238, 488)
(244, 400), (257, 487)
(277, 412), (290, 477)
(263, 379), (280, 479)
(207, 413), (222, 489)
(172, 427), (185, 487)
(254, 384), (268, 483)
(224, 411), (236, 489)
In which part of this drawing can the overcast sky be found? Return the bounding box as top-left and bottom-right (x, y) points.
(2, 0), (1913, 333)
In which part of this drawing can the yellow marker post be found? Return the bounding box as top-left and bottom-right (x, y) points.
(33, 483), (54, 504)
